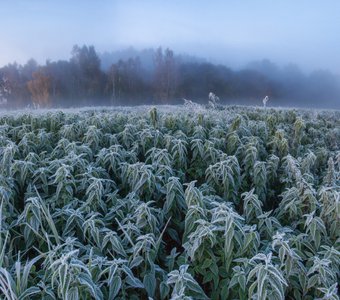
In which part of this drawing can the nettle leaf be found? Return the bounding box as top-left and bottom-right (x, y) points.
(160, 281), (170, 300)
(130, 256), (144, 269)
(201, 258), (212, 269)
(123, 266), (144, 289)
(238, 274), (246, 291)
(143, 272), (156, 297)
(109, 275), (121, 299)
(67, 287), (79, 300)
(18, 287), (41, 300)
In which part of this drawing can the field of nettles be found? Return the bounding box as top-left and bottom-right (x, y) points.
(0, 105), (339, 300)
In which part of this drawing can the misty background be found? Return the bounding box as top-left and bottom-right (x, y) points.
(0, 0), (339, 109)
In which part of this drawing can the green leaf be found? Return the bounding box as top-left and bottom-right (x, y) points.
(130, 256), (143, 269)
(143, 273), (156, 297)
(201, 258), (212, 269)
(210, 263), (219, 277)
(238, 275), (246, 291)
(67, 287), (79, 300)
(18, 287), (41, 300)
(160, 281), (170, 300)
(123, 266), (144, 289)
(109, 275), (121, 300)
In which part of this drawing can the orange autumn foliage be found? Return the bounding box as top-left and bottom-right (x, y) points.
(27, 71), (51, 107)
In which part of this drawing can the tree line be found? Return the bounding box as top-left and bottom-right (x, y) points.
(0, 45), (339, 108)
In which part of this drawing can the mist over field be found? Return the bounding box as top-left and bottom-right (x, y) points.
(0, 0), (339, 109)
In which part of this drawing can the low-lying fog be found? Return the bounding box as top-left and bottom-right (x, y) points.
(0, 1), (339, 109)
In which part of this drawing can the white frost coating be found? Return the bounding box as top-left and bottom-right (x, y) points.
(183, 98), (204, 112)
(0, 103), (338, 118)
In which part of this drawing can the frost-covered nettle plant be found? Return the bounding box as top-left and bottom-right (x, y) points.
(208, 92), (220, 109)
(183, 98), (203, 112)
(263, 95), (269, 108)
(0, 106), (339, 299)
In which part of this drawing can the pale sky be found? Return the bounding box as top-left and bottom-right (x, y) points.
(1, 0), (340, 73)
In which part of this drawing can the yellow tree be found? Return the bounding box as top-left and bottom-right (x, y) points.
(27, 71), (51, 107)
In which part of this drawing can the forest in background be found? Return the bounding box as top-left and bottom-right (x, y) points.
(0, 45), (339, 109)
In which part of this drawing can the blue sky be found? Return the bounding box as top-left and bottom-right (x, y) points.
(1, 0), (340, 73)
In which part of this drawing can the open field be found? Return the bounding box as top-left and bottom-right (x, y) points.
(0, 105), (339, 299)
